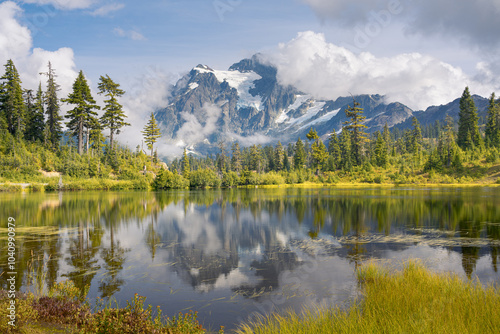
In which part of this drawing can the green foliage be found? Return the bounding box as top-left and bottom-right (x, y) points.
(0, 59), (25, 137)
(98, 75), (129, 150)
(261, 171), (285, 185)
(222, 171), (239, 187)
(189, 168), (221, 188)
(343, 99), (369, 165)
(142, 113), (161, 160)
(62, 70), (100, 155)
(457, 86), (481, 150)
(24, 83), (46, 142)
(374, 132), (387, 167)
(42, 62), (63, 150)
(294, 137), (306, 170)
(153, 169), (189, 190)
(0, 291), (38, 333)
(485, 92), (500, 148)
(181, 149), (191, 179)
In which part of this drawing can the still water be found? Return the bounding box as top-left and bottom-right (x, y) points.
(1, 187), (500, 331)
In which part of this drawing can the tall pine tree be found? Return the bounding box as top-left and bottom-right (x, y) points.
(141, 112), (161, 162)
(485, 92), (500, 148)
(62, 70), (99, 155)
(230, 142), (242, 173)
(343, 99), (368, 165)
(41, 62), (63, 150)
(24, 85), (45, 142)
(0, 59), (25, 137)
(294, 137), (306, 170)
(457, 87), (481, 150)
(98, 75), (130, 150)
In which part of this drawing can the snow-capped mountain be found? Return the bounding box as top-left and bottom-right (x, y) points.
(153, 55), (417, 153)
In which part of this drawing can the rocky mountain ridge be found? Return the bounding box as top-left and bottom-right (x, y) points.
(154, 54), (491, 154)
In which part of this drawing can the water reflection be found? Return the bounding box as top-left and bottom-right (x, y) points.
(1, 188), (500, 329)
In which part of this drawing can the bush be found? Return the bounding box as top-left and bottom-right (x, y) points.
(79, 294), (208, 334)
(29, 183), (45, 192)
(0, 291), (38, 333)
(189, 168), (221, 189)
(261, 171), (285, 185)
(222, 171), (239, 188)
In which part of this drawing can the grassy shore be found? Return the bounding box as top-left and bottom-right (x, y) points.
(236, 261), (500, 334)
(2, 261), (499, 333)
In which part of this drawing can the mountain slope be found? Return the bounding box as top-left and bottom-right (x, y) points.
(154, 55), (417, 153)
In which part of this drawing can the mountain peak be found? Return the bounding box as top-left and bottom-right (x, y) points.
(194, 64), (214, 72)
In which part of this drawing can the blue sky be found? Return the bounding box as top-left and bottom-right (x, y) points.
(19, 0), (322, 78)
(1, 0), (500, 146)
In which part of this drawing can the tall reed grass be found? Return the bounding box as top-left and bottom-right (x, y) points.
(236, 261), (500, 334)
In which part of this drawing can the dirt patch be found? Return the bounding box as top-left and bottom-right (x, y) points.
(40, 170), (61, 178)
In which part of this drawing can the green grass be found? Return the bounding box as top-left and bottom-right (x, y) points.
(236, 261), (500, 334)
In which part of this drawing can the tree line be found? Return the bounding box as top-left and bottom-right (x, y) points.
(0, 59), (130, 153)
(157, 87), (500, 189)
(2, 57), (499, 188)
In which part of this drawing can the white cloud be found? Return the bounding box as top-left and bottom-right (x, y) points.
(21, 0), (95, 10)
(113, 27), (146, 41)
(303, 0), (500, 50)
(267, 31), (497, 110)
(0, 1), (32, 61)
(119, 65), (173, 152)
(0, 1), (78, 100)
(89, 3), (124, 17)
(176, 103), (222, 144)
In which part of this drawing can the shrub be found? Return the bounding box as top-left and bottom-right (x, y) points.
(190, 168), (221, 189)
(261, 171), (285, 185)
(222, 171), (239, 188)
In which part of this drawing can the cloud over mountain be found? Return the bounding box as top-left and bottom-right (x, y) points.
(267, 31), (496, 110)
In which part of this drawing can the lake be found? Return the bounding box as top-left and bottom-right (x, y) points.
(1, 187), (500, 331)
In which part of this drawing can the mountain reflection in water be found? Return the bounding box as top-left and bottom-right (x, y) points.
(1, 187), (500, 330)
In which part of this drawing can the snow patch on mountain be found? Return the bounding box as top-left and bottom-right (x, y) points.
(275, 110), (289, 124)
(287, 95), (311, 112)
(298, 108), (341, 130)
(195, 66), (263, 110)
(188, 82), (199, 90)
(285, 101), (326, 129)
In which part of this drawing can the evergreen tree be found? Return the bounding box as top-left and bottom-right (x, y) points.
(339, 129), (352, 171)
(24, 85), (45, 142)
(383, 122), (391, 149)
(457, 87), (481, 150)
(230, 142), (242, 173)
(89, 117), (105, 157)
(311, 139), (329, 173)
(62, 71), (99, 155)
(41, 62), (63, 150)
(343, 99), (368, 165)
(274, 141), (285, 171)
(216, 140), (227, 173)
(374, 132), (387, 167)
(294, 137), (306, 170)
(0, 59), (25, 136)
(181, 148), (190, 179)
(328, 130), (341, 169)
(249, 144), (264, 173)
(283, 151), (290, 171)
(410, 117), (423, 154)
(485, 92), (500, 148)
(141, 112), (161, 162)
(441, 114), (458, 167)
(98, 75), (130, 150)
